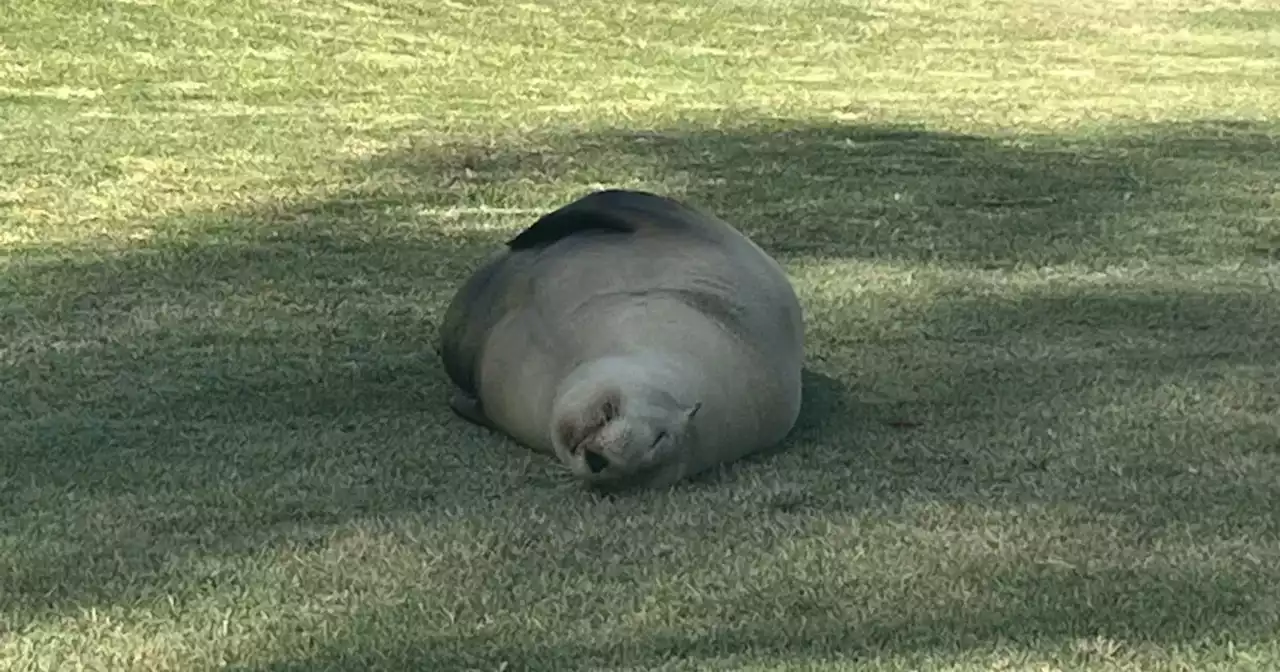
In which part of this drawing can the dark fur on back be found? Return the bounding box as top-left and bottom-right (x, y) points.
(505, 189), (724, 250)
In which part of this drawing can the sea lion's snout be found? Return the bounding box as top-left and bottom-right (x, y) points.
(583, 449), (610, 474)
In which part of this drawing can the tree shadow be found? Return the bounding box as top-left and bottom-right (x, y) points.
(794, 283), (1280, 533)
(241, 557), (1277, 671)
(378, 118), (1278, 267)
(1, 208), (515, 620)
(2, 118), (1277, 661)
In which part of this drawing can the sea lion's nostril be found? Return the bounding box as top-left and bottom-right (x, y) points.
(584, 450), (609, 474)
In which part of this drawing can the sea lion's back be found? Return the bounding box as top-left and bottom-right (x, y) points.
(507, 188), (800, 333)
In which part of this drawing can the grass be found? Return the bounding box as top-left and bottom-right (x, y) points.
(2, 0), (1279, 669)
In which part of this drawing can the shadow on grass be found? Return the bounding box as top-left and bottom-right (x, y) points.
(0, 213), (516, 620)
(379, 118), (1278, 267)
(242, 560), (1271, 671)
(811, 283), (1280, 527)
(2, 119), (1278, 661)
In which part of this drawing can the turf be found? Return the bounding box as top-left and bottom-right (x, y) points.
(2, 0), (1279, 670)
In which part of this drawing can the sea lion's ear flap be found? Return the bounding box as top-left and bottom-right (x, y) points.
(685, 402), (702, 420)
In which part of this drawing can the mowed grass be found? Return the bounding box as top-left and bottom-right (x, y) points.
(2, 0), (1279, 669)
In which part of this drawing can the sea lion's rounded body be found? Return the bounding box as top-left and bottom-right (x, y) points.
(439, 189), (804, 489)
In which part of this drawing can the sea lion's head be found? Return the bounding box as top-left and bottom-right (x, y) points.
(551, 385), (702, 489)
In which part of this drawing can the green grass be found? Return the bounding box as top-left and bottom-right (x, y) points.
(2, 0), (1279, 669)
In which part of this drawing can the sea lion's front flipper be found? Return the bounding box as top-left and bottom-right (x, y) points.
(450, 388), (496, 430)
(506, 189), (712, 250)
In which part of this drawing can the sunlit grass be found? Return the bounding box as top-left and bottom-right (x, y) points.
(2, 0), (1278, 670)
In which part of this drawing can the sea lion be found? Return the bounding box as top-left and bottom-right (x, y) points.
(438, 188), (804, 490)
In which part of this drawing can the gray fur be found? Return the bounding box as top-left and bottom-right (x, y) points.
(438, 189), (805, 490)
